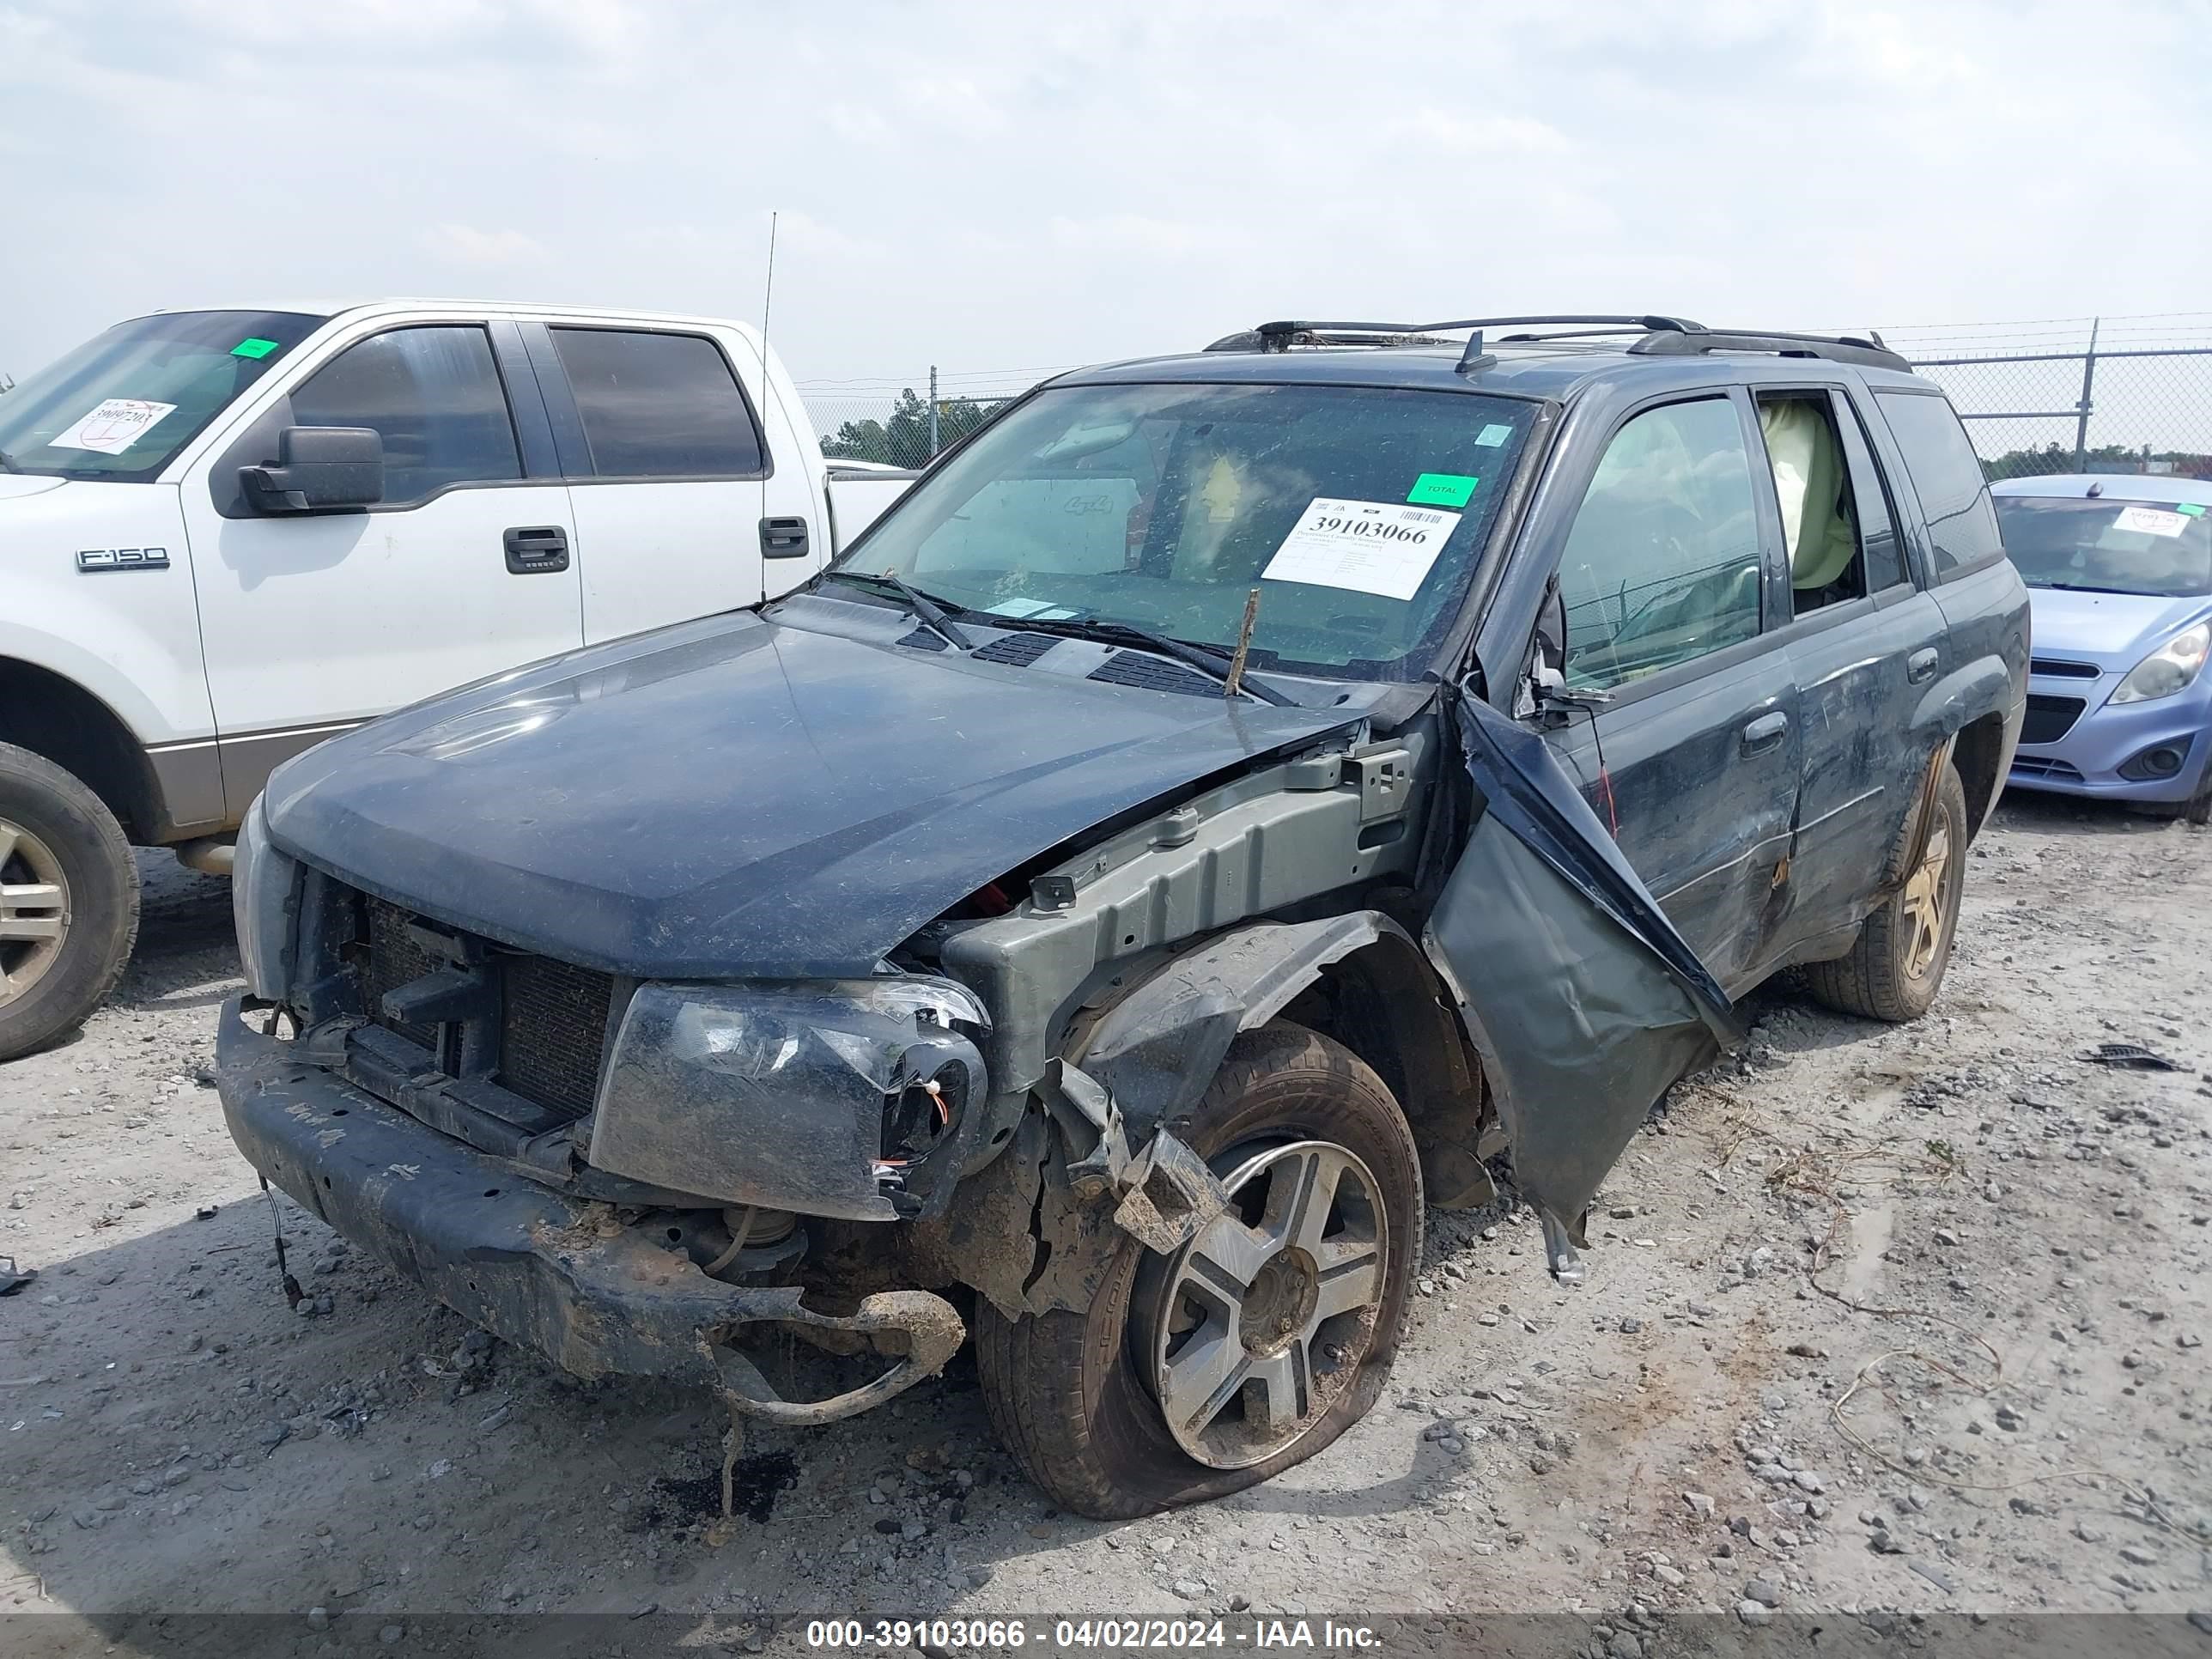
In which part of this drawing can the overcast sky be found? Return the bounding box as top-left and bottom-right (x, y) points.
(3, 0), (2208, 393)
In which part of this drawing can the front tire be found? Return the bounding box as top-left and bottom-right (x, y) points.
(975, 1021), (1421, 1518)
(1805, 761), (1967, 1023)
(0, 744), (139, 1061)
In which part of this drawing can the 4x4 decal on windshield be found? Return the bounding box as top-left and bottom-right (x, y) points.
(76, 546), (170, 573)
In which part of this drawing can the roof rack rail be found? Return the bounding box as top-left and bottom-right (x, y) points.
(1627, 325), (1909, 372)
(1203, 314), (1911, 374)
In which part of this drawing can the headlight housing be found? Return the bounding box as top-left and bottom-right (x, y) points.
(2111, 622), (2211, 704)
(231, 795), (301, 1000)
(590, 976), (991, 1219)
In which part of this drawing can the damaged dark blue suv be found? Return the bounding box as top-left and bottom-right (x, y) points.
(216, 315), (2027, 1516)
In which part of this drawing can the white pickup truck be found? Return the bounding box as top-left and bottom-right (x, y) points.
(0, 299), (914, 1058)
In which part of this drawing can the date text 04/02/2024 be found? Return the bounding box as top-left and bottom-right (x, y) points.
(802, 1618), (1383, 1650)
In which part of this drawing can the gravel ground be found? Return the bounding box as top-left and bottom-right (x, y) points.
(2, 797), (2207, 1650)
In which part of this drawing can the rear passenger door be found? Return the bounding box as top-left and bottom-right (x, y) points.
(1751, 383), (1949, 954)
(1537, 392), (1802, 990)
(523, 325), (815, 643)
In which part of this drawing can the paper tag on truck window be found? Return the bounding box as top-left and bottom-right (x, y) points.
(2113, 505), (2190, 538)
(1261, 498), (1459, 602)
(47, 398), (178, 456)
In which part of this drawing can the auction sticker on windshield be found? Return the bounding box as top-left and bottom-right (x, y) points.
(2112, 505), (2191, 538)
(1261, 497), (1459, 601)
(48, 398), (178, 456)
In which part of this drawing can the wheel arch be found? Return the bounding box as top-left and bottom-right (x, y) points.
(1950, 708), (2011, 840)
(0, 657), (167, 843)
(1073, 912), (1498, 1211)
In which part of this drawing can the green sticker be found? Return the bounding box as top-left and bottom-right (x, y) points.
(230, 337), (280, 360)
(2177, 502), (2205, 517)
(1407, 472), (1480, 508)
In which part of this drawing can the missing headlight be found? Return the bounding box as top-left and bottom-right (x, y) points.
(881, 1062), (969, 1166)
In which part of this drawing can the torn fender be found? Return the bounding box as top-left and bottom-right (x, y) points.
(1425, 693), (1745, 1239)
(1071, 912), (1416, 1141)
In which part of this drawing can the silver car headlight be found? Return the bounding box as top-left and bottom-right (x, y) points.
(589, 976), (991, 1219)
(232, 795), (301, 1000)
(2111, 622), (2210, 704)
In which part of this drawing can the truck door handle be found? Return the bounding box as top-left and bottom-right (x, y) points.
(1907, 647), (1940, 684)
(1741, 711), (1789, 755)
(760, 516), (811, 559)
(503, 526), (569, 574)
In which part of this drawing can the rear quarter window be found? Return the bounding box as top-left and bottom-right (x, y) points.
(1875, 390), (2004, 580)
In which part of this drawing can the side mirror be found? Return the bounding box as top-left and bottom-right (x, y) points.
(240, 426), (384, 514)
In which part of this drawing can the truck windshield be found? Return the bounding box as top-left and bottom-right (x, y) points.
(1996, 494), (2212, 598)
(837, 380), (1536, 679)
(0, 309), (324, 483)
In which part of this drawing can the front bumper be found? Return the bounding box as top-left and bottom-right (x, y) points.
(2007, 676), (2212, 805)
(214, 999), (962, 1421)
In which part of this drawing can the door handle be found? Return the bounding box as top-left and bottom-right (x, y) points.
(1741, 711), (1789, 755)
(1907, 647), (1940, 684)
(503, 526), (569, 574)
(760, 516), (811, 559)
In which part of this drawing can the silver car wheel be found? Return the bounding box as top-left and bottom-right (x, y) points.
(0, 817), (70, 1008)
(1134, 1139), (1389, 1470)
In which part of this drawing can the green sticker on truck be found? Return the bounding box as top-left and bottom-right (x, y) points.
(1407, 472), (1479, 508)
(230, 337), (280, 360)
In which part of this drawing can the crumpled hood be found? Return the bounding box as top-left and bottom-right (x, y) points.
(2029, 586), (2212, 665)
(263, 610), (1359, 978)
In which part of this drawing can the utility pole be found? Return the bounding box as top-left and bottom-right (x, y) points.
(927, 365), (940, 459)
(2071, 317), (2099, 473)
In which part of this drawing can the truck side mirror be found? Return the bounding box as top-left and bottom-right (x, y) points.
(240, 426), (385, 514)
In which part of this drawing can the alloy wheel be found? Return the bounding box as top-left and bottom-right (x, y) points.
(1899, 816), (1953, 980)
(1133, 1139), (1389, 1470)
(0, 817), (70, 1008)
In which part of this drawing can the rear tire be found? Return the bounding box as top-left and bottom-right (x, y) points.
(0, 744), (139, 1062)
(975, 1021), (1421, 1518)
(1805, 762), (1967, 1024)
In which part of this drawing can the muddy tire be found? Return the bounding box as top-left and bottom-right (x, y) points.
(1805, 761), (1967, 1024)
(975, 1021), (1421, 1519)
(0, 744), (138, 1062)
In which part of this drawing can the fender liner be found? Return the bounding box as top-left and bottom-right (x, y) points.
(1071, 912), (1418, 1141)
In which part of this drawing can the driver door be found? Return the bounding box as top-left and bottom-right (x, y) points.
(1536, 391), (1802, 991)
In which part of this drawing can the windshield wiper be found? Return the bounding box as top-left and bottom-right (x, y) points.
(2034, 581), (2138, 595)
(1012, 615), (1293, 705)
(817, 568), (975, 653)
(0, 449), (21, 475)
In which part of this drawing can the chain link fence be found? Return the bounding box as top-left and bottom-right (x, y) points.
(796, 365), (1074, 469)
(1888, 313), (2212, 482)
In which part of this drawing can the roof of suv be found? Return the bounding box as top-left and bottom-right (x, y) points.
(1059, 319), (1932, 404)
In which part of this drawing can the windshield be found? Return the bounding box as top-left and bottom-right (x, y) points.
(0, 309), (324, 482)
(1996, 493), (2212, 598)
(836, 380), (1537, 680)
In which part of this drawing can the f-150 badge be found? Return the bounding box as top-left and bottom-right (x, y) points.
(77, 547), (170, 572)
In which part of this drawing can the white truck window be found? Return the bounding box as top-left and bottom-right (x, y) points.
(289, 325), (522, 506)
(549, 328), (765, 478)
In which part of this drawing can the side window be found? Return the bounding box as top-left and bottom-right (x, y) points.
(1875, 391), (2003, 580)
(289, 326), (520, 507)
(1753, 390), (1906, 615)
(549, 328), (765, 478)
(1558, 398), (1765, 692)
(1834, 398), (1907, 592)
